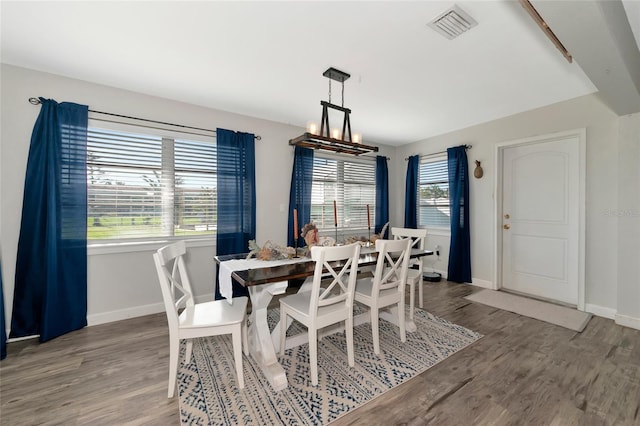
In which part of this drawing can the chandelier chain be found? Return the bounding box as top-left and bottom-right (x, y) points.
(341, 81), (345, 107)
(328, 79), (332, 104)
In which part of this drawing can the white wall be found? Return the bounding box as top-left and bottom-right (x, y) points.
(392, 94), (638, 325)
(616, 113), (640, 329)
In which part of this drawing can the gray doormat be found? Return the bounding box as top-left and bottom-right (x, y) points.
(465, 289), (592, 332)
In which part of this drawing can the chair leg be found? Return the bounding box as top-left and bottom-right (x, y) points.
(409, 280), (416, 320)
(309, 328), (318, 386)
(398, 301), (406, 343)
(346, 314), (355, 367)
(419, 280), (424, 309)
(242, 315), (249, 356)
(168, 338), (180, 398)
(371, 308), (380, 355)
(232, 327), (245, 389)
(185, 339), (193, 363)
(279, 306), (287, 356)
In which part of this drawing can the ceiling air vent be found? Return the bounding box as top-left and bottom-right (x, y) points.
(428, 5), (478, 40)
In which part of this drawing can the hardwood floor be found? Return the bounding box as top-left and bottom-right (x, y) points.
(1, 281), (639, 425)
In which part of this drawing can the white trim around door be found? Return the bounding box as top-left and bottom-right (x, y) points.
(493, 128), (586, 310)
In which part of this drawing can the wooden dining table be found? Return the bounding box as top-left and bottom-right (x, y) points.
(215, 247), (432, 391)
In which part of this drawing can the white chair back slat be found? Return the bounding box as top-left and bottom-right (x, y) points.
(391, 227), (426, 250)
(317, 256), (355, 307)
(310, 244), (361, 313)
(373, 238), (412, 295)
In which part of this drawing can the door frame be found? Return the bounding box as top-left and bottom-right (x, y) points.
(493, 128), (586, 310)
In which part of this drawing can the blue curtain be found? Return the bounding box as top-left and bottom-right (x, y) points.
(375, 155), (389, 237)
(447, 145), (472, 283)
(11, 98), (88, 342)
(287, 146), (314, 247)
(1, 260), (6, 359)
(404, 155), (419, 228)
(215, 128), (256, 299)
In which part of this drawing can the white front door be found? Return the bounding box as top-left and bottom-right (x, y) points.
(501, 133), (582, 306)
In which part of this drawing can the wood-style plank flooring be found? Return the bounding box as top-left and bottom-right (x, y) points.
(1, 281), (639, 425)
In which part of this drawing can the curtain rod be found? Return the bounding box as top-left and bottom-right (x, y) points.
(405, 144), (472, 160)
(28, 97), (262, 140)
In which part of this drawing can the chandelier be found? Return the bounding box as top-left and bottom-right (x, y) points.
(289, 67), (378, 156)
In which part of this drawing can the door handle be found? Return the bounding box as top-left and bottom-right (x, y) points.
(503, 224), (510, 230)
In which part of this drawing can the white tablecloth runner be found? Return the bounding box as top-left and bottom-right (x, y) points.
(219, 257), (310, 302)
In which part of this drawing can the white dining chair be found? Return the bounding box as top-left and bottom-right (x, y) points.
(279, 243), (361, 386)
(354, 238), (412, 355)
(153, 241), (248, 397)
(391, 227), (428, 318)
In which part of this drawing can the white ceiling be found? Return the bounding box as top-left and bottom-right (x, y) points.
(2, 1), (636, 146)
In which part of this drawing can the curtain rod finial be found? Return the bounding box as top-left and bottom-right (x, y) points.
(29, 97), (41, 105)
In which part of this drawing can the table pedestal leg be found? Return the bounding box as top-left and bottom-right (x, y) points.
(248, 281), (288, 391)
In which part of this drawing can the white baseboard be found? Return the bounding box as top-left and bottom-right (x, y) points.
(615, 313), (640, 330)
(87, 293), (215, 326)
(585, 303), (616, 320)
(427, 268), (494, 289)
(6, 334), (39, 343)
(471, 277), (495, 289)
(87, 302), (165, 326)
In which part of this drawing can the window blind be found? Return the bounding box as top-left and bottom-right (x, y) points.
(310, 155), (375, 231)
(418, 157), (450, 228)
(87, 128), (216, 240)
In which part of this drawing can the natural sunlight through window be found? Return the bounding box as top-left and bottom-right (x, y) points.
(418, 156), (450, 228)
(310, 155), (375, 231)
(87, 128), (216, 240)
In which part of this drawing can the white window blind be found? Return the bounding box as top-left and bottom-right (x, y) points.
(174, 139), (217, 234)
(418, 156), (450, 228)
(310, 155), (375, 231)
(87, 128), (216, 240)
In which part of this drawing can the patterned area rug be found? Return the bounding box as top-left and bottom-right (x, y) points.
(178, 307), (481, 425)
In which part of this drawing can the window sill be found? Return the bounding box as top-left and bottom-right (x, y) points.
(88, 237), (216, 255)
(424, 227), (450, 237)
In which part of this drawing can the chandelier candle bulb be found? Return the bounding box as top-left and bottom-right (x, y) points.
(332, 128), (340, 139)
(353, 133), (361, 143)
(308, 122), (318, 135)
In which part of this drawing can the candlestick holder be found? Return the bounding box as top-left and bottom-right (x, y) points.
(335, 224), (338, 245)
(293, 238), (299, 258)
(368, 226), (371, 244)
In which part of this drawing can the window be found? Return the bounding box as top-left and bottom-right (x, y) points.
(310, 155), (375, 231)
(87, 128), (216, 240)
(418, 156), (450, 228)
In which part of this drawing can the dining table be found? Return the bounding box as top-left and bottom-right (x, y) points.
(215, 246), (433, 391)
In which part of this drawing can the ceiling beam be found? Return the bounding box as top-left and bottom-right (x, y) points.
(532, 0), (640, 116)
